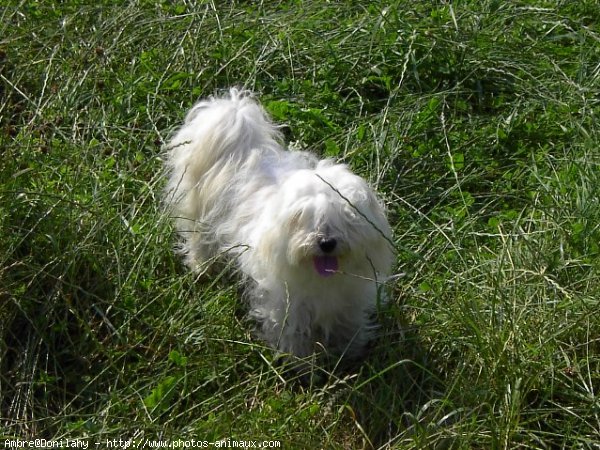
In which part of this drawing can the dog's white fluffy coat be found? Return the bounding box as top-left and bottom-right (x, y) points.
(164, 89), (394, 358)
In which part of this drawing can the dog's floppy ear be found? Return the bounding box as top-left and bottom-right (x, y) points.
(359, 189), (395, 277)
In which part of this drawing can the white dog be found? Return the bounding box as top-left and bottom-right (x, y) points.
(164, 89), (394, 359)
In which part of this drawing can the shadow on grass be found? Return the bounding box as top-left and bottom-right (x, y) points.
(345, 324), (446, 448)
(270, 317), (446, 448)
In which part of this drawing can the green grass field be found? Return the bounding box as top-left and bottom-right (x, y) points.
(2, 1), (599, 448)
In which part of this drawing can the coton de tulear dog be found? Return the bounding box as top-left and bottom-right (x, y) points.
(164, 89), (394, 360)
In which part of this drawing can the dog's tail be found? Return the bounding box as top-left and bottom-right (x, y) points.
(164, 88), (281, 213)
(165, 88), (281, 193)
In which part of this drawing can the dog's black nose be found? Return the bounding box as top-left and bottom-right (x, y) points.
(318, 237), (337, 253)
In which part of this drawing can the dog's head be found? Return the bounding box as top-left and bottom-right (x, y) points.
(257, 160), (394, 281)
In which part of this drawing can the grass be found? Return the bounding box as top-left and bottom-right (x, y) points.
(1, 0), (599, 448)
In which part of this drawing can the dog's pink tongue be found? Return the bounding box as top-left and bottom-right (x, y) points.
(313, 255), (338, 277)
